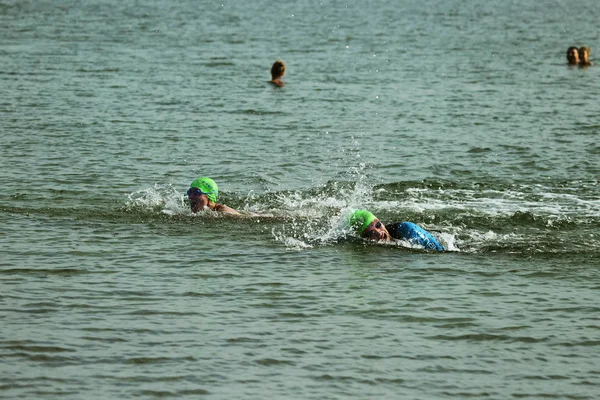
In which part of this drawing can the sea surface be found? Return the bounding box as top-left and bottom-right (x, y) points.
(1, 0), (599, 399)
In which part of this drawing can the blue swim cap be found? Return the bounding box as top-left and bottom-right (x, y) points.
(189, 177), (218, 203)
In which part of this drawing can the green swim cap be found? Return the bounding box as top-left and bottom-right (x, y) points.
(349, 210), (377, 236)
(190, 177), (218, 203)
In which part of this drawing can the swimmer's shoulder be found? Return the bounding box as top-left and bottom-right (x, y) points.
(269, 79), (285, 87)
(214, 203), (241, 215)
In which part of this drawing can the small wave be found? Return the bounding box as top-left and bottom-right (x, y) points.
(428, 333), (547, 343)
(1, 344), (75, 353)
(138, 389), (210, 397)
(0, 268), (86, 276)
(125, 356), (196, 365)
(468, 147), (493, 153)
(255, 358), (295, 366)
(75, 67), (120, 73)
(203, 61), (234, 67)
(234, 109), (287, 115)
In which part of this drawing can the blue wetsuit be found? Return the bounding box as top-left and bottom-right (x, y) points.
(385, 222), (444, 251)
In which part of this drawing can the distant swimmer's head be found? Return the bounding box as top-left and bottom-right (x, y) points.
(271, 59), (286, 80)
(188, 177), (218, 213)
(578, 46), (591, 64)
(349, 209), (391, 241)
(567, 46), (579, 65)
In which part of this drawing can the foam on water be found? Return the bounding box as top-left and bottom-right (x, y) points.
(125, 184), (185, 214)
(121, 174), (599, 256)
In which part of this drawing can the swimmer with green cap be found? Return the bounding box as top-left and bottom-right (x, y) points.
(349, 209), (445, 251)
(187, 177), (240, 215)
(349, 209), (392, 241)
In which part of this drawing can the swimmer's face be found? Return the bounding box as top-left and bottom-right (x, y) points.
(567, 48), (579, 64)
(187, 188), (211, 213)
(362, 219), (391, 241)
(578, 48), (589, 63)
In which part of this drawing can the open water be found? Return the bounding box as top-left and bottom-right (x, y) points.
(1, 0), (599, 399)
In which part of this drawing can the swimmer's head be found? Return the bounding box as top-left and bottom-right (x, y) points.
(349, 209), (392, 241)
(189, 177), (218, 203)
(579, 46), (591, 63)
(567, 46), (579, 65)
(349, 210), (377, 236)
(271, 59), (286, 80)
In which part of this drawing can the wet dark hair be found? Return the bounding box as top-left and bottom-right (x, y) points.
(271, 59), (286, 80)
(567, 46), (578, 54)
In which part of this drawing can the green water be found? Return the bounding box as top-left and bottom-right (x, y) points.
(1, 0), (599, 398)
